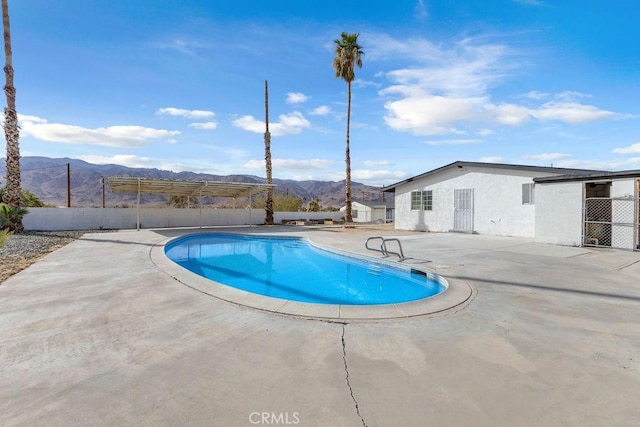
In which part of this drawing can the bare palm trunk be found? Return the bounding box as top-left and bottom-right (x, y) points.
(344, 80), (352, 223)
(2, 0), (22, 233)
(264, 80), (274, 225)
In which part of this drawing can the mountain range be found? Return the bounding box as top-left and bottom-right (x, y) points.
(0, 157), (389, 208)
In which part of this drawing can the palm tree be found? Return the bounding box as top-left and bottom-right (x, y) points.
(1, 0), (22, 233)
(264, 80), (274, 225)
(333, 32), (363, 223)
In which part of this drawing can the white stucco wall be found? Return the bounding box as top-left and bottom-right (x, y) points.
(394, 166), (543, 237)
(534, 181), (584, 246)
(23, 208), (342, 231)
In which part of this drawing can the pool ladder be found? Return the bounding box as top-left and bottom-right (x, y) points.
(365, 236), (406, 261)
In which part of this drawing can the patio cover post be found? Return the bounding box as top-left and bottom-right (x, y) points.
(136, 178), (141, 231)
(199, 186), (203, 228)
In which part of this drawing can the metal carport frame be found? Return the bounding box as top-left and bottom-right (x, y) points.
(107, 177), (275, 230)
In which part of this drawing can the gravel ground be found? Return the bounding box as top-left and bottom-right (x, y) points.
(0, 231), (90, 283)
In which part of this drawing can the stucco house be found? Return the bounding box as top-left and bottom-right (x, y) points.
(341, 200), (395, 223)
(382, 161), (640, 250)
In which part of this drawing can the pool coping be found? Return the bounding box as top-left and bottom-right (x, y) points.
(149, 230), (474, 321)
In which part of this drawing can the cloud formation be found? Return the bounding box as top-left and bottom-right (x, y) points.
(244, 158), (332, 170)
(612, 143), (640, 154)
(157, 107), (215, 119)
(78, 154), (154, 168)
(479, 156), (505, 163)
(79, 154), (219, 173)
(423, 138), (482, 146)
(310, 105), (331, 116)
(232, 111), (311, 137)
(189, 121), (218, 130)
(352, 169), (408, 181)
(19, 115), (180, 147)
(363, 160), (392, 166)
(523, 152), (571, 161)
(373, 35), (622, 136)
(286, 92), (309, 104)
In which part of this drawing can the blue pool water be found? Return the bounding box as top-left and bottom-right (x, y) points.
(165, 234), (445, 305)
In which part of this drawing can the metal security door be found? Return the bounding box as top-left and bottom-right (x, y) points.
(453, 189), (474, 232)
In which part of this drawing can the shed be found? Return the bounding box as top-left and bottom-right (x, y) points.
(534, 170), (640, 250)
(340, 200), (395, 223)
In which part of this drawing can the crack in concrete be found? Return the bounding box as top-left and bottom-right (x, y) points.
(342, 324), (367, 427)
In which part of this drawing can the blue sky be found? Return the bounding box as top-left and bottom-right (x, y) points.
(9, 0), (640, 186)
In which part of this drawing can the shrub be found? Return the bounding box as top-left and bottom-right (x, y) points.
(0, 187), (46, 207)
(0, 203), (29, 232)
(0, 228), (12, 247)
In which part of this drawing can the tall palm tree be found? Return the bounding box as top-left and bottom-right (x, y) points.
(264, 80), (274, 225)
(2, 0), (22, 233)
(333, 32), (363, 223)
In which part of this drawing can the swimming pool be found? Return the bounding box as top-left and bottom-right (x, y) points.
(164, 233), (445, 305)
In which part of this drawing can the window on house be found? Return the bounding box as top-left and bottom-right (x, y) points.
(522, 183), (535, 205)
(352, 209), (358, 219)
(411, 190), (433, 211)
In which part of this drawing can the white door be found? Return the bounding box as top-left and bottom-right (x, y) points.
(453, 189), (474, 232)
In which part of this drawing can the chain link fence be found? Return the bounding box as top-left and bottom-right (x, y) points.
(584, 197), (638, 249)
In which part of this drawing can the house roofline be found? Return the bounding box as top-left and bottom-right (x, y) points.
(382, 161), (604, 192)
(534, 169), (640, 183)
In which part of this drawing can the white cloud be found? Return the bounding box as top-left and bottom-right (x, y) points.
(477, 129), (494, 136)
(19, 116), (180, 147)
(424, 138), (482, 145)
(363, 160), (392, 167)
(479, 156), (505, 163)
(532, 101), (616, 124)
(485, 103), (532, 125)
(153, 38), (210, 56)
(286, 92), (309, 104)
(244, 158), (332, 170)
(554, 91), (590, 101)
(377, 37), (512, 96)
(552, 159), (624, 170)
(79, 154), (221, 174)
(157, 107), (215, 119)
(523, 152), (571, 161)
(310, 105), (331, 116)
(189, 121), (218, 130)
(520, 91), (549, 100)
(415, 0), (428, 19)
(232, 111), (311, 137)
(17, 114), (47, 123)
(612, 143), (640, 154)
(352, 169), (409, 181)
(375, 35), (623, 135)
(485, 100), (617, 125)
(381, 87), (479, 135)
(78, 154), (154, 168)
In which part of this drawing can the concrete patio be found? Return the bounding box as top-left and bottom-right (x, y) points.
(1, 226), (639, 426)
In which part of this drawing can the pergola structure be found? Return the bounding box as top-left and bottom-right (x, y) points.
(107, 177), (275, 229)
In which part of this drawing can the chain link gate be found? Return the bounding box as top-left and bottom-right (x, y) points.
(584, 196), (639, 249)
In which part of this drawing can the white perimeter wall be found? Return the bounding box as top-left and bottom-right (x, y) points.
(394, 167), (542, 237)
(23, 208), (343, 231)
(534, 181), (584, 246)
